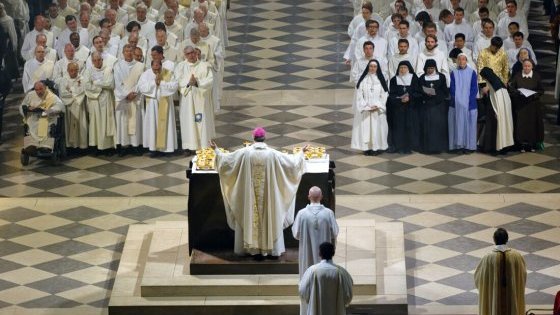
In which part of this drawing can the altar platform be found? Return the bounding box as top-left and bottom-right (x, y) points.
(108, 218), (407, 315)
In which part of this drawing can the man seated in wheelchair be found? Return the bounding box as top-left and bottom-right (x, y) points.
(20, 81), (64, 154)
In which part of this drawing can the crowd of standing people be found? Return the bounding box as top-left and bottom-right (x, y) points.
(1, 0), (226, 158)
(348, 0), (549, 156)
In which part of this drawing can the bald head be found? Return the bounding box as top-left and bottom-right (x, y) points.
(308, 186), (322, 203)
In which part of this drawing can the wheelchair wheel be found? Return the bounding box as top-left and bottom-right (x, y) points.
(20, 152), (29, 166)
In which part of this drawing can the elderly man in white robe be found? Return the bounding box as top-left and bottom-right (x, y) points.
(114, 44), (145, 156)
(299, 242), (353, 315)
(83, 51), (116, 154)
(21, 16), (54, 60)
(210, 128), (309, 258)
(53, 43), (84, 81)
(292, 186), (338, 278)
(22, 45), (54, 93)
(55, 62), (88, 151)
(20, 81), (65, 154)
(22, 33), (57, 62)
(138, 59), (179, 155)
(176, 45), (214, 155)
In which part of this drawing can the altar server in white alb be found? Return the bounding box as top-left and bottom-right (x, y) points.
(83, 52), (116, 153)
(292, 186), (338, 277)
(351, 59), (389, 156)
(138, 59), (179, 155)
(211, 128), (309, 258)
(299, 242), (353, 315)
(114, 44), (145, 156)
(55, 62), (88, 151)
(176, 45), (215, 155)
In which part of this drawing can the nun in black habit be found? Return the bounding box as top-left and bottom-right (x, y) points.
(478, 67), (514, 154)
(388, 60), (421, 154)
(418, 59), (449, 154)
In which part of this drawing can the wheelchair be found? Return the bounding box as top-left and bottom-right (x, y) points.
(20, 107), (66, 166)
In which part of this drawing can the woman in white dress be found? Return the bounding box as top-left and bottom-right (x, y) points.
(351, 59), (389, 156)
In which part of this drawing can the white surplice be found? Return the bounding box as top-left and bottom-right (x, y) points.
(22, 58), (55, 93)
(114, 59), (145, 147)
(292, 204), (339, 277)
(83, 64), (116, 150)
(138, 68), (179, 152)
(298, 259), (353, 315)
(53, 57), (85, 81)
(215, 143), (305, 256)
(351, 74), (389, 151)
(175, 60), (215, 151)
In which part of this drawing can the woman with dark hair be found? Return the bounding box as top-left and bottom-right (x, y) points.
(387, 60), (420, 154)
(508, 58), (544, 152)
(351, 59), (389, 156)
(417, 59), (449, 153)
(479, 67), (514, 153)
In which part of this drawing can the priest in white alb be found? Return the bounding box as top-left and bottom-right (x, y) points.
(114, 44), (145, 156)
(55, 62), (88, 151)
(138, 59), (179, 155)
(211, 128), (309, 258)
(83, 52), (117, 153)
(176, 45), (215, 155)
(292, 186), (338, 277)
(53, 43), (84, 81)
(22, 45), (55, 93)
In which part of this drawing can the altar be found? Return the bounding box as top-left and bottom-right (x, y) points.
(185, 157), (336, 255)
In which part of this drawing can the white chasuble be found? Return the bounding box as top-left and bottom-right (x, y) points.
(215, 143), (305, 256)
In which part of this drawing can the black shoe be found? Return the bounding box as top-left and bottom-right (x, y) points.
(133, 147), (143, 156)
(386, 147), (397, 153)
(253, 254), (264, 261)
(372, 150), (381, 156)
(149, 151), (160, 158)
(184, 149), (193, 156)
(364, 150), (371, 156)
(117, 145), (126, 157)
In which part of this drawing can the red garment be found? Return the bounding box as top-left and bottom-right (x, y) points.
(554, 290), (560, 315)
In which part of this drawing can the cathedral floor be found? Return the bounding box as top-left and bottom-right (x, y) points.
(0, 0), (559, 313)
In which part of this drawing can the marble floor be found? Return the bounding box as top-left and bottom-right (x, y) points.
(0, 0), (559, 314)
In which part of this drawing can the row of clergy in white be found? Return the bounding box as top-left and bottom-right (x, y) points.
(41, 0), (227, 45)
(22, 45), (218, 154)
(351, 0), (531, 21)
(21, 22), (225, 107)
(345, 2), (535, 83)
(350, 30), (534, 86)
(21, 0), (227, 64)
